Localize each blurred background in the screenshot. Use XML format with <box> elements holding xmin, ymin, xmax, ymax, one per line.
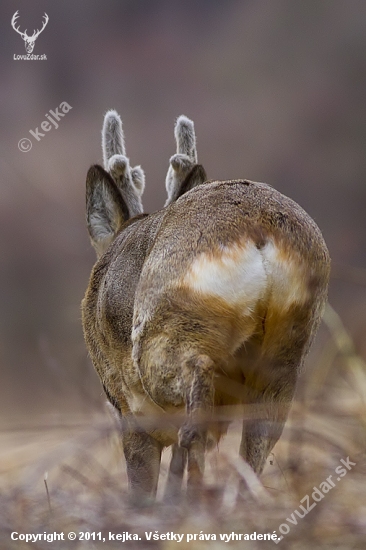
<box><xmin>1</xmin><ymin>0</ymin><xmax>366</xmax><ymax>422</ymax></box>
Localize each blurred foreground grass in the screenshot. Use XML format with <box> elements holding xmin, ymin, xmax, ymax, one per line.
<box><xmin>1</xmin><ymin>304</ymin><xmax>366</xmax><ymax>549</ymax></box>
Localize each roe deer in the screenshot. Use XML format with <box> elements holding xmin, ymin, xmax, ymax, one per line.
<box><xmin>82</xmin><ymin>110</ymin><xmax>330</xmax><ymax>503</ymax></box>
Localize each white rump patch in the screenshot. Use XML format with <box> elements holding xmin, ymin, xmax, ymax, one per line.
<box><xmin>182</xmin><ymin>239</ymin><xmax>309</xmax><ymax>314</ymax></box>
<box><xmin>183</xmin><ymin>241</ymin><xmax>267</xmax><ymax>312</ymax></box>
<box><xmin>261</xmin><ymin>241</ymin><xmax>309</xmax><ymax>309</ymax></box>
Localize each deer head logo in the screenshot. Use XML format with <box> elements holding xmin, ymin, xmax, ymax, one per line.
<box><xmin>11</xmin><ymin>11</ymin><xmax>49</xmax><ymax>54</ymax></box>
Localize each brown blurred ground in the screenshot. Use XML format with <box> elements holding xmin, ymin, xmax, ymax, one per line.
<box><xmin>1</xmin><ymin>0</ymin><xmax>366</xmax><ymax>419</ymax></box>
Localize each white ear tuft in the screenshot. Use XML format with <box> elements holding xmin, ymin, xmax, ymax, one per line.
<box><xmin>102</xmin><ymin>110</ymin><xmax>126</xmax><ymax>169</ymax></box>
<box><xmin>174</xmin><ymin>115</ymin><xmax>197</xmax><ymax>162</ymax></box>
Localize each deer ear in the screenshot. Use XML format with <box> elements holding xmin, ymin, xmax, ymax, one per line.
<box><xmin>173</xmin><ymin>164</ymin><xmax>207</xmax><ymax>202</ymax></box>
<box><xmin>86</xmin><ymin>165</ymin><xmax>129</xmax><ymax>258</ymax></box>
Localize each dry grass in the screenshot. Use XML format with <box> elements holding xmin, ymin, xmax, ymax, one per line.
<box><xmin>1</xmin><ymin>304</ymin><xmax>366</xmax><ymax>549</ymax></box>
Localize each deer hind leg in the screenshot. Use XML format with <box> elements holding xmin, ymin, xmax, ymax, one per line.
<box><xmin>239</xmin><ymin>300</ymin><xmax>319</xmax><ymax>475</ymax></box>
<box><xmin>178</xmin><ymin>354</ymin><xmax>215</xmax><ymax>499</ymax></box>
<box><xmin>239</xmin><ymin>361</ymin><xmax>298</xmax><ymax>475</ymax></box>
<box><xmin>122</xmin><ymin>418</ymin><xmax>162</xmax><ymax>505</ymax></box>
<box><xmin>164</xmin><ymin>443</ymin><xmax>187</xmax><ymax>502</ymax></box>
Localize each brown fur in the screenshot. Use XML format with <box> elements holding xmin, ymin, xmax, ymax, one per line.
<box><xmin>82</xmin><ymin>114</ymin><xmax>330</xmax><ymax>504</ymax></box>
